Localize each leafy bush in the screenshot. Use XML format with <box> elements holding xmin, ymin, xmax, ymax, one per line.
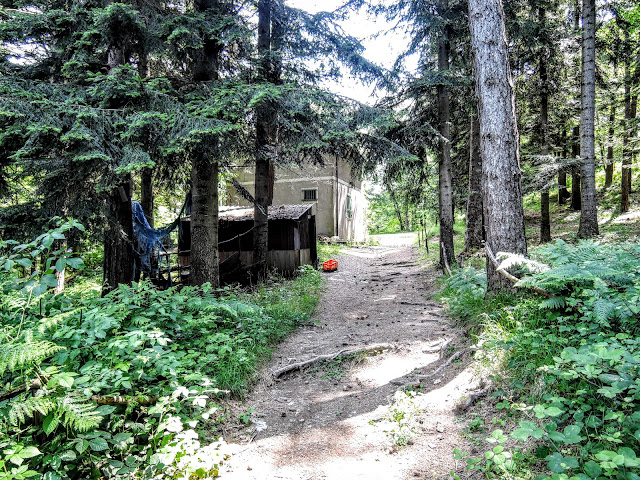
<box><xmin>0</xmin><ymin>222</ymin><xmax>323</xmax><ymax>479</ymax></box>
<box><xmin>446</xmin><ymin>240</ymin><xmax>640</xmax><ymax>480</ymax></box>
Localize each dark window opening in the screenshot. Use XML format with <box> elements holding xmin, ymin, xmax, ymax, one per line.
<box><xmin>302</xmin><ymin>188</ymin><xmax>317</xmax><ymax>201</ymax></box>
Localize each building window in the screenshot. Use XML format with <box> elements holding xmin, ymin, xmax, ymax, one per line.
<box><xmin>346</xmin><ymin>194</ymin><xmax>352</xmax><ymax>219</ymax></box>
<box><xmin>302</xmin><ymin>188</ymin><xmax>317</xmax><ymax>201</ymax></box>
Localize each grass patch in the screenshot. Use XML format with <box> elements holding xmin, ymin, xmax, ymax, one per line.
<box><xmin>317</xmin><ymin>241</ymin><xmax>345</xmax><ymax>263</ymax></box>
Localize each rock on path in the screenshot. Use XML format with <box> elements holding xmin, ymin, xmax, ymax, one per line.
<box><xmin>220</xmin><ymin>245</ymin><xmax>478</xmax><ymax>480</ymax></box>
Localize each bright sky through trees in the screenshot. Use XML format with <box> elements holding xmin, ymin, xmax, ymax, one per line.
<box><xmin>289</xmin><ymin>0</ymin><xmax>418</xmax><ymax>104</ymax></box>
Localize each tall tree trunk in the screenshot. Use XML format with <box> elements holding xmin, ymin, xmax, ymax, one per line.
<box><xmin>253</xmin><ymin>0</ymin><xmax>281</xmax><ymax>279</ymax></box>
<box><xmin>539</xmin><ymin>9</ymin><xmax>551</xmax><ymax>244</ymax></box>
<box><xmin>102</xmin><ymin>46</ymin><xmax>133</xmax><ymax>295</ymax></box>
<box><xmin>438</xmin><ymin>0</ymin><xmax>454</xmax><ymax>268</ymax></box>
<box><xmin>558</xmin><ymin>128</ymin><xmax>569</xmax><ymax>204</ymax></box>
<box><xmin>465</xmin><ymin>113</ymin><xmax>484</xmax><ymax>250</ymax></box>
<box><xmin>578</xmin><ymin>0</ymin><xmax>598</xmax><ymax>238</ymax></box>
<box><xmin>571</xmin><ymin>126</ymin><xmax>581</xmax><ymax>210</ymax></box>
<box><xmin>605</xmin><ymin>99</ymin><xmax>615</xmax><ymax>188</ymax></box>
<box><xmin>141</xmin><ymin>168</ymin><xmax>154</xmax><ymax>227</ymax></box>
<box><xmin>387</xmin><ymin>183</ymin><xmax>406</xmax><ymax>231</ymax></box>
<box><xmin>189</xmin><ymin>0</ymin><xmax>221</xmax><ymax>287</ymax></box>
<box><xmin>622</xmin><ymin>54</ymin><xmax>633</xmax><ymax>213</ymax></box>
<box><xmin>103</xmin><ymin>180</ymin><xmax>134</xmax><ymax>295</ymax></box>
<box><xmin>138</xmin><ymin>46</ymin><xmax>154</xmax><ymax>228</ymax></box>
<box><xmin>468</xmin><ymin>0</ymin><xmax>527</xmax><ymax>291</ymax></box>
<box><xmin>190</xmin><ymin>157</ymin><xmax>219</xmax><ymax>286</ymax></box>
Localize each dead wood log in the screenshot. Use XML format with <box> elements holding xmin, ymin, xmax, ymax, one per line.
<box><xmin>91</xmin><ymin>395</ymin><xmax>158</xmax><ymax>406</ymax></box>
<box><xmin>0</xmin><ymin>378</ymin><xmax>41</xmax><ymax>401</ymax></box>
<box><xmin>271</xmin><ymin>343</ymin><xmax>395</xmax><ymax>378</ymax></box>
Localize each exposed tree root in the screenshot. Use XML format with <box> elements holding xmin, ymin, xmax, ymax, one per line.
<box><xmin>455</xmin><ymin>385</ymin><xmax>492</xmax><ymax>413</ymax></box>
<box><xmin>419</xmin><ymin>350</ymin><xmax>464</xmax><ymax>380</ymax></box>
<box><xmin>271</xmin><ymin>343</ymin><xmax>395</xmax><ymax>379</ymax></box>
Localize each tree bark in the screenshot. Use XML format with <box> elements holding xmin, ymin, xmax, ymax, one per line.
<box><xmin>605</xmin><ymin>100</ymin><xmax>615</xmax><ymax>188</ymax></box>
<box><xmin>437</xmin><ymin>0</ymin><xmax>454</xmax><ymax>268</ymax></box>
<box><xmin>253</xmin><ymin>0</ymin><xmax>273</xmax><ymax>279</ymax></box>
<box><xmin>465</xmin><ymin>113</ymin><xmax>483</xmax><ymax>250</ymax></box>
<box><xmin>102</xmin><ymin>46</ymin><xmax>133</xmax><ymax>295</ymax></box>
<box><xmin>571</xmin><ymin>126</ymin><xmax>581</xmax><ymax>210</ymax></box>
<box><xmin>622</xmin><ymin>54</ymin><xmax>633</xmax><ymax>212</ymax></box>
<box><xmin>189</xmin><ymin>0</ymin><xmax>221</xmax><ymax>287</ymax></box>
<box><xmin>103</xmin><ymin>180</ymin><xmax>134</xmax><ymax>295</ymax></box>
<box><xmin>539</xmin><ymin>10</ymin><xmax>551</xmax><ymax>244</ymax></box>
<box><xmin>468</xmin><ymin>0</ymin><xmax>527</xmax><ymax>291</ymax></box>
<box><xmin>190</xmin><ymin>156</ymin><xmax>219</xmax><ymax>286</ymax></box>
<box><xmin>140</xmin><ymin>167</ymin><xmax>154</xmax><ymax>227</ymax></box>
<box><xmin>558</xmin><ymin>128</ymin><xmax>570</xmax><ymax>204</ymax></box>
<box><xmin>578</xmin><ymin>0</ymin><xmax>598</xmax><ymax>238</ymax></box>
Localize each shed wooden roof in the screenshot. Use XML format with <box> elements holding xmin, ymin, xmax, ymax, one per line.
<box><xmin>218</xmin><ymin>204</ymin><xmax>312</xmax><ymax>222</ymax></box>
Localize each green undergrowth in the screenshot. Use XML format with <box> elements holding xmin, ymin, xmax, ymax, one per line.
<box><xmin>317</xmin><ymin>242</ymin><xmax>345</xmax><ymax>263</ymax></box>
<box><xmin>0</xmin><ymin>221</ymin><xmax>323</xmax><ymax>479</ymax></box>
<box><xmin>443</xmin><ymin>239</ymin><xmax>640</xmax><ymax>480</ymax></box>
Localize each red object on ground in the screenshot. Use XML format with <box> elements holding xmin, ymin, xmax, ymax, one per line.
<box><xmin>323</xmin><ymin>260</ymin><xmax>338</xmax><ymax>272</ymax></box>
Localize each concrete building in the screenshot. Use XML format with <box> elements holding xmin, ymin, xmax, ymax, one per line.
<box><xmin>227</xmin><ymin>157</ymin><xmax>368</xmax><ymax>242</ymax></box>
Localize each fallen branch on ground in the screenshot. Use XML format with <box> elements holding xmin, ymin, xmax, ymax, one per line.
<box><xmin>271</xmin><ymin>343</ymin><xmax>394</xmax><ymax>378</ymax></box>
<box><xmin>91</xmin><ymin>395</ymin><xmax>159</xmax><ymax>406</ymax></box>
<box><xmin>485</xmin><ymin>244</ymin><xmax>552</xmax><ymax>298</ymax></box>
<box><xmin>0</xmin><ymin>378</ymin><xmax>41</xmax><ymax>401</ymax></box>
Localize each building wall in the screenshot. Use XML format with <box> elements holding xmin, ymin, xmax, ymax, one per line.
<box><xmin>227</xmin><ymin>157</ymin><xmax>368</xmax><ymax>242</ymax></box>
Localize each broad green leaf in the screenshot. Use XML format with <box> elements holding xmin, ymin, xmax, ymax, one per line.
<box><xmin>512</xmin><ymin>421</ymin><xmax>546</xmax><ymax>441</ymax></box>
<box><xmin>43</xmin><ymin>414</ymin><xmax>59</xmax><ymax>435</ymax></box>
<box><xmin>562</xmin><ymin>425</ymin><xmax>583</xmax><ymax>444</ymax></box>
<box><xmin>583</xmin><ymin>460</ymin><xmax>601</xmax><ymax>478</ymax></box>
<box><xmin>59</xmin><ymin>450</ymin><xmax>76</xmax><ymax>461</ymax></box>
<box><xmin>546</xmin><ymin>453</ymin><xmax>578</xmax><ymax>473</ymax></box>
<box><xmin>18</xmin><ymin>447</ymin><xmax>41</xmax><ymax>459</ymax></box>
<box><xmin>65</xmin><ymin>257</ymin><xmax>84</xmax><ymax>269</ymax></box>
<box><xmin>55</xmin><ymin>257</ymin><xmax>66</xmax><ymax>272</ymax></box>
<box><xmin>89</xmin><ymin>438</ymin><xmax>108</xmax><ymax>452</ymax></box>
<box><xmin>40</xmin><ymin>274</ymin><xmax>58</xmax><ymax>287</ymax></box>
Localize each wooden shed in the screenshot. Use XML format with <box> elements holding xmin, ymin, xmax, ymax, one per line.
<box><xmin>178</xmin><ymin>204</ymin><xmax>317</xmax><ymax>282</ymax></box>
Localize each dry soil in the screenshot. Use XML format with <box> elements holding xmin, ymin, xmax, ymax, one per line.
<box><xmin>220</xmin><ymin>241</ymin><xmax>481</xmax><ymax>480</ymax></box>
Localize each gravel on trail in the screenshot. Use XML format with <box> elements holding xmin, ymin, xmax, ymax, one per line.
<box><xmin>220</xmin><ymin>244</ymin><xmax>479</xmax><ymax>480</ymax></box>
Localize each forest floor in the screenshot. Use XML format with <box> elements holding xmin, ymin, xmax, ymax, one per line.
<box><xmin>218</xmin><ymin>237</ymin><xmax>482</xmax><ymax>480</ymax></box>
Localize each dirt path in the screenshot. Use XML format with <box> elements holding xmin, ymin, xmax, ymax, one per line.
<box><xmin>221</xmin><ymin>244</ymin><xmax>479</xmax><ymax>479</ymax></box>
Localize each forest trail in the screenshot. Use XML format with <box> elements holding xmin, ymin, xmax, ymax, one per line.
<box><xmin>221</xmin><ymin>243</ymin><xmax>478</xmax><ymax>479</ymax></box>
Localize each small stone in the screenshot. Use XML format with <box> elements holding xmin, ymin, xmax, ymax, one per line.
<box><xmin>299</xmin><ymin>418</ymin><xmax>305</xmax><ymax>423</ymax></box>
<box><xmin>247</xmin><ymin>466</ymin><xmax>253</xmax><ymax>471</ymax></box>
<box><xmin>436</xmin><ymin>424</ymin><xmax>444</xmax><ymax>433</ymax></box>
<box><xmin>407</xmin><ymin>440</ymin><xmax>415</xmax><ymax>445</ymax></box>
<box><xmin>433</xmin><ymin>378</ymin><xmax>442</xmax><ymax>385</ymax></box>
<box><xmin>281</xmin><ymin>412</ymin><xmax>286</xmax><ymax>417</ymax></box>
<box><xmin>428</xmin><ymin>443</ymin><xmax>436</xmax><ymax>449</ymax></box>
